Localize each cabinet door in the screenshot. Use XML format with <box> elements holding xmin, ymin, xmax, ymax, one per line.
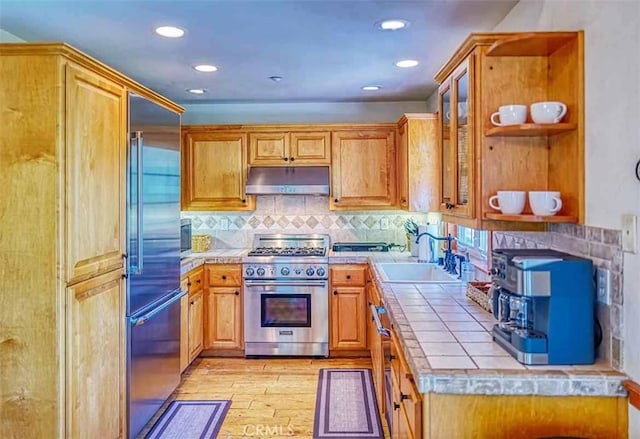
<box><xmin>451</xmin><ymin>58</ymin><xmax>474</xmax><ymax>218</ymax></box>
<box><xmin>290</xmin><ymin>131</ymin><xmax>331</xmax><ymax>164</ymax></box>
<box><xmin>182</xmin><ymin>131</ymin><xmax>254</xmax><ymax>211</ymax></box>
<box><xmin>330</xmin><ymin>286</ymin><xmax>367</xmax><ymax>350</ymax></box>
<box><xmin>180</xmin><ymin>292</ymin><xmax>189</xmax><ymax>372</ymax></box>
<box><xmin>397</xmin><ymin>121</ymin><xmax>409</xmax><ymax>209</ymax></box>
<box><xmin>248</xmin><ymin>131</ymin><xmax>290</xmax><ymax>165</ymax></box>
<box><xmin>331</xmin><ymin>129</ymin><xmax>396</xmax><ymax>210</ymax></box>
<box><xmin>188</xmin><ymin>289</ymin><xmax>204</xmax><ymax>361</ymax></box>
<box><xmin>66</xmin><ymin>269</ymin><xmax>125</xmax><ymax>439</ymax></box>
<box><xmin>205</xmin><ymin>287</ymin><xmax>243</xmax><ymax>350</ymax></box>
<box><xmin>65</xmin><ymin>64</ymin><xmax>126</xmax><ymax>284</ymax></box>
<box><xmin>438</xmin><ymin>81</ymin><xmax>455</xmax><ymax>212</ymax></box>
<box><xmin>367</xmin><ymin>278</ymin><xmax>385</xmax><ymax>414</ymax></box>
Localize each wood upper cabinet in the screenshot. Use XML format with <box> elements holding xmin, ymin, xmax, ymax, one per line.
<box><xmin>435</xmin><ymin>32</ymin><xmax>585</xmax><ymax>229</ymax></box>
<box><xmin>205</xmin><ymin>264</ymin><xmax>243</xmax><ymax>351</ymax></box>
<box><xmin>249</xmin><ymin>130</ymin><xmax>331</xmax><ymax>166</ymax></box>
<box><xmin>182</xmin><ymin>129</ymin><xmax>255</xmax><ymax>211</ymax></box>
<box><xmin>66</xmin><ymin>269</ymin><xmax>125</xmax><ymax>439</ymax></box>
<box><xmin>65</xmin><ymin>63</ymin><xmax>126</xmax><ymax>284</ymax></box>
<box><xmin>330</xmin><ymin>127</ymin><xmax>397</xmax><ymax>210</ymax></box>
<box><xmin>397</xmin><ymin>114</ymin><xmax>439</xmax><ymax>212</ymax></box>
<box><xmin>330</xmin><ymin>265</ymin><xmax>367</xmax><ymax>351</ymax></box>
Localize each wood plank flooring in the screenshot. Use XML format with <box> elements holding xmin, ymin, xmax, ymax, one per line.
<box><xmin>139</xmin><ymin>357</ymin><xmax>390</xmax><ymax>439</ymax></box>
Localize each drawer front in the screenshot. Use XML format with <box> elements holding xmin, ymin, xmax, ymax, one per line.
<box><xmin>207</xmin><ymin>264</ymin><xmax>242</xmax><ymax>286</ymax></box>
<box><xmin>188</xmin><ymin>268</ymin><xmax>204</xmax><ymax>292</ymax></box>
<box><xmin>331</xmin><ymin>265</ymin><xmax>366</xmax><ymax>286</ymax></box>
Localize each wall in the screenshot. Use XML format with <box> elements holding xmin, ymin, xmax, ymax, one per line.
<box><xmin>0</xmin><ymin>28</ymin><xmax>24</xmax><ymax>42</ymax></box>
<box><xmin>182</xmin><ymin>195</ymin><xmax>437</xmax><ymax>249</ymax></box>
<box><xmin>182</xmin><ymin>101</ymin><xmax>429</xmax><ymax>125</ymax></box>
<box><xmin>486</xmin><ymin>0</ymin><xmax>640</xmax><ymax>435</ymax></box>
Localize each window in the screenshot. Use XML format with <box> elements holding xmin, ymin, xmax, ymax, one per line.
<box><xmin>456</xmin><ymin>226</ymin><xmax>489</xmax><ymax>259</ymax></box>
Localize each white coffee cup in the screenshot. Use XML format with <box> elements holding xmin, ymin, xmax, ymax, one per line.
<box><xmin>488</xmin><ymin>191</ymin><xmax>526</xmax><ymax>215</ymax></box>
<box><xmin>490</xmin><ymin>105</ymin><xmax>527</xmax><ymax>126</ymax></box>
<box><xmin>530</xmin><ymin>101</ymin><xmax>567</xmax><ymax>124</ymax></box>
<box><xmin>529</xmin><ymin>191</ymin><xmax>563</xmax><ymax>216</ymax></box>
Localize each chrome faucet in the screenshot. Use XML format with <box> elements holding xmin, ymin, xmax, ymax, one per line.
<box><xmin>414</xmin><ymin>232</ymin><xmax>456</xmax><ymax>270</ymax></box>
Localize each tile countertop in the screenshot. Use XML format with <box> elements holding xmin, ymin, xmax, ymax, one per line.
<box><xmin>184</xmin><ymin>248</ymin><xmax>626</xmax><ymax>397</ymax></box>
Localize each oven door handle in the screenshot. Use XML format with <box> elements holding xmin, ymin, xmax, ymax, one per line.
<box><xmin>244</xmin><ymin>280</ymin><xmax>328</xmax><ymax>288</ymax></box>
<box><xmin>370</xmin><ymin>304</ymin><xmax>391</xmax><ymax>337</ymax></box>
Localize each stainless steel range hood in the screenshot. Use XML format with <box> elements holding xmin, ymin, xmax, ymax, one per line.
<box><xmin>245</xmin><ymin>166</ymin><xmax>330</xmax><ymax>195</ymax></box>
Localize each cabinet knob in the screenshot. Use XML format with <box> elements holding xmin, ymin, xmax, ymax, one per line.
<box><xmin>284</xmin><ymin>157</ymin><xmax>289</xmax><ymax>162</ymax></box>
<box><xmin>222</xmin><ymin>275</ymin><xmax>227</xmax><ymax>280</ymax></box>
<box><xmin>401</xmin><ymin>198</ymin><xmax>407</xmax><ymax>203</ymax></box>
<box><xmin>187</xmin><ymin>281</ymin><xmax>192</xmax><ymax>287</ymax></box>
<box><xmin>400</xmin><ymin>392</ymin><xmax>410</xmax><ymax>401</ymax></box>
<box><xmin>196</xmin><ymin>279</ymin><xmax>201</xmax><ymax>283</ymax></box>
<box><xmin>333</xmin><ymin>290</ymin><xmax>338</xmax><ymax>295</ymax></box>
<box><xmin>334</xmin><ymin>198</ymin><xmax>339</xmax><ymax>203</ymax></box>
<box><xmin>389</xmin><ymin>354</ymin><xmax>396</xmax><ymax>360</ymax></box>
<box><xmin>393</xmin><ymin>402</ymin><xmax>400</xmax><ymax>411</ymax></box>
<box><xmin>190</xmin><ymin>300</ymin><xmax>195</xmax><ymax>305</ymax></box>
<box><xmin>290</xmin><ymin>157</ymin><xmax>295</xmax><ymax>162</ymax></box>
<box><xmin>242</xmin><ymin>199</ymin><xmax>247</xmax><ymax>203</ymax></box>
<box><xmin>235</xmin><ymin>291</ymin><xmax>240</xmax><ymax>296</ymax></box>
<box><xmin>346</xmin><ymin>275</ymin><xmax>351</xmax><ymax>280</ymax></box>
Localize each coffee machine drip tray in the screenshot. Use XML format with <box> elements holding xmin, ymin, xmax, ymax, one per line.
<box><xmin>492</xmin><ymin>325</ymin><xmax>549</xmax><ymax>365</ymax></box>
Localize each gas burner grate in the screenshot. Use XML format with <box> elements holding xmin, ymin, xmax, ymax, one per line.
<box><xmin>247</xmin><ymin>246</ymin><xmax>326</xmax><ymax>257</ymax></box>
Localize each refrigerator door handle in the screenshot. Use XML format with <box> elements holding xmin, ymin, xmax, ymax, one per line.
<box><xmin>130</xmin><ymin>290</ymin><xmax>186</xmax><ymax>327</ymax></box>
<box><xmin>130</xmin><ymin>131</ymin><xmax>144</xmax><ymax>275</ymax></box>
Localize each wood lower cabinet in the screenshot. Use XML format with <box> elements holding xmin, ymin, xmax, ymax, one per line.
<box><xmin>330</xmin><ymin>265</ymin><xmax>367</xmax><ymax>352</ymax></box>
<box><xmin>180</xmin><ymin>266</ymin><xmax>205</xmax><ymax>371</ymax></box>
<box><xmin>0</xmin><ymin>43</ymin><xmax>182</xmax><ymax>438</ymax></box>
<box><xmin>66</xmin><ymin>269</ymin><xmax>126</xmax><ymax>439</ymax></box>
<box><xmin>188</xmin><ymin>289</ymin><xmax>205</xmax><ymax>359</ymax></box>
<box><xmin>390</xmin><ymin>331</ymin><xmax>422</xmax><ymax>439</ymax></box>
<box><xmin>330</xmin><ymin>127</ymin><xmax>397</xmax><ymax>210</ymax></box>
<box><xmin>204</xmin><ymin>264</ymin><xmax>244</xmax><ymax>352</ymax></box>
<box><xmin>367</xmin><ymin>270</ymin><xmax>386</xmax><ymax>414</ymax></box>
<box><xmin>181</xmin><ymin>129</ymin><xmax>254</xmax><ymax>211</ymax></box>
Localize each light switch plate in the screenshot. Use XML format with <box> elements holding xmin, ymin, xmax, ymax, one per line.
<box><xmin>596</xmin><ymin>268</ymin><xmax>611</xmax><ymax>305</ymax></box>
<box><xmin>622</xmin><ymin>214</ymin><xmax>638</xmax><ymax>253</ymax></box>
<box><xmin>380</xmin><ymin>218</ymin><xmax>389</xmax><ymax>230</ymax></box>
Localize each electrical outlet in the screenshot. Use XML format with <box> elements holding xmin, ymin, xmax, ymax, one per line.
<box><xmin>622</xmin><ymin>214</ymin><xmax>638</xmax><ymax>253</ymax></box>
<box><xmin>380</xmin><ymin>218</ymin><xmax>389</xmax><ymax>230</ymax></box>
<box><xmin>596</xmin><ymin>268</ymin><xmax>611</xmax><ymax>305</ymax></box>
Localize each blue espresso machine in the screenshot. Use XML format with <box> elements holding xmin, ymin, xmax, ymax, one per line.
<box><xmin>491</xmin><ymin>249</ymin><xmax>595</xmax><ymax>365</ymax></box>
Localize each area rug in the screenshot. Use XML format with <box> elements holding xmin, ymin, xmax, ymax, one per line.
<box><xmin>313</xmin><ymin>368</ymin><xmax>384</xmax><ymax>438</ymax></box>
<box><xmin>145</xmin><ymin>400</ymin><xmax>231</xmax><ymax>439</ymax></box>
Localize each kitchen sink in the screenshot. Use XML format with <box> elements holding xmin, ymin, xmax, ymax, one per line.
<box><xmin>377</xmin><ymin>263</ymin><xmax>460</xmax><ymax>283</ymax></box>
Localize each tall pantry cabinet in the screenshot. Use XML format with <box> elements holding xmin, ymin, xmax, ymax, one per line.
<box><xmin>0</xmin><ymin>43</ymin><xmax>183</xmax><ymax>438</ymax></box>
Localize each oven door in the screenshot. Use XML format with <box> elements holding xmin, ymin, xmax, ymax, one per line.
<box><xmin>244</xmin><ymin>279</ymin><xmax>328</xmax><ymax>356</ymax></box>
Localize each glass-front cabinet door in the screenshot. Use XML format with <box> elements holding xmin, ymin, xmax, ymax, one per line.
<box><xmin>438</xmin><ymin>82</ymin><xmax>454</xmax><ymax>210</ymax></box>
<box><xmin>438</xmin><ymin>56</ymin><xmax>474</xmax><ymax>218</ymax></box>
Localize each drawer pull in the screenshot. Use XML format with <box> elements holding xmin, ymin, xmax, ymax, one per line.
<box><xmin>400</xmin><ymin>392</ymin><xmax>410</xmax><ymax>401</ymax></box>
<box><xmin>235</xmin><ymin>291</ymin><xmax>239</xmax><ymax>296</ymax></box>
<box><xmin>196</xmin><ymin>279</ymin><xmax>201</xmax><ymax>283</ymax></box>
<box><xmin>393</xmin><ymin>402</ymin><xmax>400</xmax><ymax>411</ymax></box>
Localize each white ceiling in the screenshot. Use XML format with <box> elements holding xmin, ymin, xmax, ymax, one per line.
<box><xmin>0</xmin><ymin>0</ymin><xmax>517</xmax><ymax>104</ymax></box>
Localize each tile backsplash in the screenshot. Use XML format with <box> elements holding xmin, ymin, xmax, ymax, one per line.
<box><xmin>493</xmin><ymin>223</ymin><xmax>624</xmax><ymax>371</ymax></box>
<box><xmin>181</xmin><ymin>195</ymin><xmax>437</xmax><ymax>249</ymax></box>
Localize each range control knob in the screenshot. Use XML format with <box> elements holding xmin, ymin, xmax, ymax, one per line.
<box><xmin>316</xmin><ymin>267</ymin><xmax>326</xmax><ymax>277</ymax></box>
<box><xmin>256</xmin><ymin>267</ymin><xmax>266</xmax><ymax>277</ymax></box>
<box><xmin>281</xmin><ymin>267</ymin><xmax>290</xmax><ymax>276</ymax></box>
<box><xmin>295</xmin><ymin>269</ymin><xmax>302</xmax><ymax>275</ymax></box>
<box><xmin>306</xmin><ymin>267</ymin><xmax>315</xmax><ymax>277</ymax></box>
<box><xmin>245</xmin><ymin>267</ymin><xmax>255</xmax><ymax>276</ymax></box>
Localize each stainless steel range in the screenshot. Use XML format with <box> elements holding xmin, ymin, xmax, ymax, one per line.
<box><xmin>243</xmin><ymin>234</ymin><xmax>330</xmax><ymax>357</ymax></box>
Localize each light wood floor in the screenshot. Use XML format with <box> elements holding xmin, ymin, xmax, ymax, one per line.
<box><xmin>139</xmin><ymin>357</ymin><xmax>391</xmax><ymax>439</ymax></box>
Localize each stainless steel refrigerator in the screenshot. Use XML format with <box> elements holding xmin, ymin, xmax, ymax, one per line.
<box><xmin>126</xmin><ymin>93</ymin><xmax>183</xmax><ymax>439</ymax></box>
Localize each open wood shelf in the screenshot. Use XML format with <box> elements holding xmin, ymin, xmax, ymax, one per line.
<box><xmin>486</xmin><ymin>32</ymin><xmax>577</xmax><ymax>57</ymax></box>
<box><xmin>485</xmin><ymin>123</ymin><xmax>577</xmax><ymax>137</ymax></box>
<box><xmin>485</xmin><ymin>213</ymin><xmax>578</xmax><ymax>223</ymax></box>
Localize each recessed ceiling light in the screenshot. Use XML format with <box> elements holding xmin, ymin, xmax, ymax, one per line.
<box><xmin>269</xmin><ymin>76</ymin><xmax>283</xmax><ymax>82</ymax></box>
<box><xmin>395</xmin><ymin>59</ymin><xmax>419</xmax><ymax>68</ymax></box>
<box><xmin>155</xmin><ymin>26</ymin><xmax>185</xmax><ymax>38</ymax></box>
<box><xmin>378</xmin><ymin>19</ymin><xmax>409</xmax><ymax>31</ymax></box>
<box><xmin>362</xmin><ymin>85</ymin><xmax>382</xmax><ymax>91</ymax></box>
<box><xmin>194</xmin><ymin>64</ymin><xmax>218</xmax><ymax>72</ymax></box>
<box><xmin>187</xmin><ymin>88</ymin><xmax>206</xmax><ymax>94</ymax></box>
